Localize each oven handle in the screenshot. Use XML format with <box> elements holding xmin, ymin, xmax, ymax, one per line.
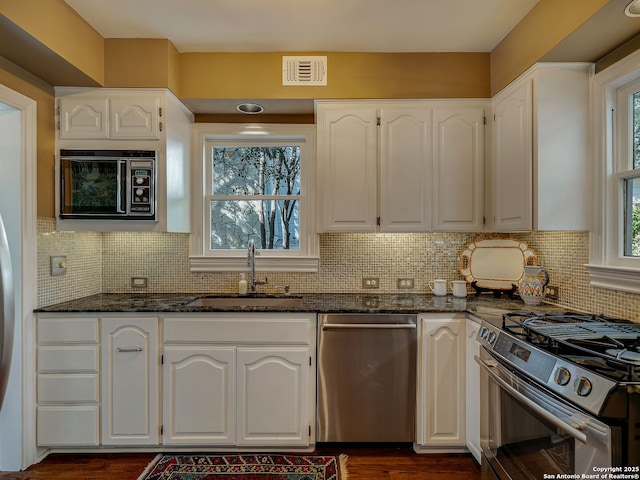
<box><xmin>475</xmin><ymin>355</ymin><xmax>588</xmax><ymax>444</ymax></box>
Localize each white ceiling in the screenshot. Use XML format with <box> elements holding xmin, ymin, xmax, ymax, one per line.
<box><xmin>63</xmin><ymin>0</ymin><xmax>540</xmax><ymax>53</ymax></box>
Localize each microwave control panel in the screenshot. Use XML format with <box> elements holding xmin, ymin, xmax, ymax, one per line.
<box><xmin>129</xmin><ymin>160</ymin><xmax>155</xmax><ymax>215</ymax></box>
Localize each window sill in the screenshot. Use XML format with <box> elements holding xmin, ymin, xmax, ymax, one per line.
<box><xmin>585</xmin><ymin>264</ymin><xmax>640</xmax><ymax>294</ymax></box>
<box><xmin>190</xmin><ymin>255</ymin><xmax>319</xmax><ymax>273</ymax></box>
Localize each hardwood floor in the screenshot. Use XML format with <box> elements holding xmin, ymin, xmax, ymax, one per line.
<box><xmin>0</xmin><ymin>445</ymin><xmax>480</xmax><ymax>480</ymax></box>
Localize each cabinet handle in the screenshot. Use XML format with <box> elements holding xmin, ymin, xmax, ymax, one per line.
<box><xmin>116</xmin><ymin>347</ymin><xmax>143</xmax><ymax>353</ymax></box>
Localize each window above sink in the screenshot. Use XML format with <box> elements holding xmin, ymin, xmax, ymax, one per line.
<box><xmin>189</xmin><ymin>123</ymin><xmax>319</xmax><ymax>273</ymax></box>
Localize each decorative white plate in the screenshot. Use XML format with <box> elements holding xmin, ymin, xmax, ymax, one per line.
<box><xmin>459</xmin><ymin>239</ymin><xmax>537</xmax><ymax>291</ymax></box>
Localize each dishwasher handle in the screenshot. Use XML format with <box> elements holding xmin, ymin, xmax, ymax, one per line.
<box><xmin>321</xmin><ymin>323</ymin><xmax>416</xmax><ymax>330</ymax></box>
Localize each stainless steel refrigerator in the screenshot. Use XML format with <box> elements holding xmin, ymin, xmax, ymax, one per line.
<box><xmin>0</xmin><ymin>213</ymin><xmax>14</xmax><ymax>413</ymax></box>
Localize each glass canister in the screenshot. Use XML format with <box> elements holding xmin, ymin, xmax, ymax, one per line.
<box><xmin>518</xmin><ymin>266</ymin><xmax>550</xmax><ymax>305</ymax></box>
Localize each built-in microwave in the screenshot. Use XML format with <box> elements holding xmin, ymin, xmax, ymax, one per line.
<box><xmin>59</xmin><ymin>149</ymin><xmax>156</xmax><ymax>220</ymax></box>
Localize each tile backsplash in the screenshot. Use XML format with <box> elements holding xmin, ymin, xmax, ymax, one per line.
<box><xmin>37</xmin><ymin>218</ymin><xmax>640</xmax><ymax>322</ymax></box>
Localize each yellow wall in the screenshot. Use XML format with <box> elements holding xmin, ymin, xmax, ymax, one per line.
<box><xmin>0</xmin><ymin>0</ymin><xmax>104</xmax><ymax>85</ymax></box>
<box><xmin>0</xmin><ymin>58</ymin><xmax>55</xmax><ymax>217</ymax></box>
<box><xmin>180</xmin><ymin>52</ymin><xmax>491</xmax><ymax>100</ymax></box>
<box><xmin>490</xmin><ymin>0</ymin><xmax>610</xmax><ymax>94</ymax></box>
<box><xmin>1</xmin><ymin>0</ymin><xmax>637</xmax><ymax>219</ymax></box>
<box><xmin>105</xmin><ymin>39</ymin><xmax>180</xmax><ymax>93</ymax></box>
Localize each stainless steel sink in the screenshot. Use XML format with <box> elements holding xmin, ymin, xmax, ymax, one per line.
<box><xmin>185</xmin><ymin>296</ymin><xmax>303</xmax><ymax>308</ymax></box>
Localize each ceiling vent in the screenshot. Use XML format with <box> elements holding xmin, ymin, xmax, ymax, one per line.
<box><xmin>282</xmin><ymin>56</ymin><xmax>327</xmax><ymax>86</ymax></box>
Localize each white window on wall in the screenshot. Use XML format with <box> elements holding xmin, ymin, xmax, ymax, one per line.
<box><xmin>617</xmin><ymin>83</ymin><xmax>640</xmax><ymax>258</ymax></box>
<box><xmin>588</xmin><ymin>52</ymin><xmax>640</xmax><ymax>293</ymax></box>
<box><xmin>190</xmin><ymin>124</ymin><xmax>318</xmax><ymax>273</ymax></box>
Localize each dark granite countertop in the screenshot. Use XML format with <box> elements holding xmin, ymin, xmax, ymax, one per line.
<box><xmin>36</xmin><ymin>292</ymin><xmax>571</xmax><ymax>319</ymax></box>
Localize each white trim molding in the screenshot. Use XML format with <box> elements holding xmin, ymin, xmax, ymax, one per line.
<box><xmin>189</xmin><ymin>123</ymin><xmax>319</xmax><ymax>273</ymax></box>
<box><xmin>189</xmin><ymin>256</ymin><xmax>319</xmax><ymax>273</ymax></box>
<box><xmin>585</xmin><ymin>263</ymin><xmax>640</xmax><ymax>294</ymax></box>
<box><xmin>589</xmin><ymin>49</ymin><xmax>640</xmax><ymax>291</ymax></box>
<box><xmin>0</xmin><ymin>82</ymin><xmax>38</xmax><ymax>470</ymax></box>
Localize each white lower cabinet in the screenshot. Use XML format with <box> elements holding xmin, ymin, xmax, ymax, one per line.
<box><xmin>162</xmin><ymin>346</ymin><xmax>236</xmax><ymax>444</ymax></box>
<box><xmin>37</xmin><ymin>316</ymin><xmax>101</xmax><ymax>447</ymax></box>
<box><xmin>101</xmin><ymin>317</ymin><xmax>159</xmax><ymax>445</ymax></box>
<box><xmin>416</xmin><ymin>313</ymin><xmax>466</xmax><ymax>450</ymax></box>
<box><xmin>237</xmin><ymin>347</ymin><xmax>310</xmax><ymax>446</ymax></box>
<box><xmin>162</xmin><ymin>314</ymin><xmax>316</xmax><ymax>448</ymax></box>
<box><xmin>37</xmin><ymin>312</ymin><xmax>315</xmax><ymax>450</ymax></box>
<box><xmin>465</xmin><ymin>318</ymin><xmax>481</xmax><ymax>463</ymax></box>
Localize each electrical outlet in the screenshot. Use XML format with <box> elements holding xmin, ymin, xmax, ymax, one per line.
<box><xmin>546</xmin><ymin>284</ymin><xmax>559</xmax><ymax>300</ymax></box>
<box><xmin>131</xmin><ymin>277</ymin><xmax>148</xmax><ymax>288</ymax></box>
<box><xmin>397</xmin><ymin>278</ymin><xmax>414</xmax><ymax>289</ymax></box>
<box><xmin>362</xmin><ymin>277</ymin><xmax>379</xmax><ymax>289</ymax></box>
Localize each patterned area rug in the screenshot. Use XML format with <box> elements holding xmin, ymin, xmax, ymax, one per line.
<box><xmin>137</xmin><ymin>453</ymin><xmax>348</xmax><ymax>480</ymax></box>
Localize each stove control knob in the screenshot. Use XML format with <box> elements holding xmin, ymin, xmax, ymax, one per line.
<box><xmin>479</xmin><ymin>327</ymin><xmax>488</xmax><ymax>340</ymax></box>
<box><xmin>574</xmin><ymin>377</ymin><xmax>592</xmax><ymax>397</ymax></box>
<box><xmin>487</xmin><ymin>331</ymin><xmax>497</xmax><ymax>345</ymax></box>
<box><xmin>554</xmin><ymin>367</ymin><xmax>571</xmax><ymax>386</ymax></box>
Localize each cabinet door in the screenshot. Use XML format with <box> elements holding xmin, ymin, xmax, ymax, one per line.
<box><xmin>163</xmin><ymin>346</ymin><xmax>236</xmax><ymax>445</ymax></box>
<box><xmin>101</xmin><ymin>317</ymin><xmax>159</xmax><ymax>445</ymax></box>
<box><xmin>465</xmin><ymin>319</ymin><xmax>481</xmax><ymax>463</ymax></box>
<box><xmin>58</xmin><ymin>97</ymin><xmax>109</xmax><ymax>139</ymax></box>
<box><xmin>418</xmin><ymin>315</ymin><xmax>465</xmax><ymax>447</ymax></box>
<box><xmin>237</xmin><ymin>347</ymin><xmax>311</xmax><ymax>446</ymax></box>
<box><xmin>379</xmin><ymin>108</ymin><xmax>432</xmax><ymax>232</ymax></box>
<box><xmin>492</xmin><ymin>80</ymin><xmax>532</xmax><ymax>231</ymax></box>
<box><xmin>432</xmin><ymin>107</ymin><xmax>485</xmax><ymax>231</ymax></box>
<box><xmin>110</xmin><ymin>97</ymin><xmax>161</xmax><ymax>139</ymax></box>
<box><xmin>317</xmin><ymin>105</ymin><xmax>378</xmax><ymax>231</ymax></box>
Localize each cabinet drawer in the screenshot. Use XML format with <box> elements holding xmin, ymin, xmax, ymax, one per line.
<box><xmin>38</xmin><ymin>346</ymin><xmax>99</xmax><ymax>372</ymax></box>
<box><xmin>37</xmin><ymin>406</ymin><xmax>100</xmax><ymax>446</ymax></box>
<box><xmin>164</xmin><ymin>315</ymin><xmax>314</xmax><ymax>344</ymax></box>
<box><xmin>38</xmin><ymin>374</ymin><xmax>99</xmax><ymax>403</ymax></box>
<box><xmin>38</xmin><ymin>317</ymin><xmax>99</xmax><ymax>344</ymax></box>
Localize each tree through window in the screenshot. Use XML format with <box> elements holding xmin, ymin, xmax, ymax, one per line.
<box><xmin>210</xmin><ymin>144</ymin><xmax>301</xmax><ymax>251</ymax></box>
<box><xmin>626</xmin><ymin>92</ymin><xmax>640</xmax><ymax>257</ymax></box>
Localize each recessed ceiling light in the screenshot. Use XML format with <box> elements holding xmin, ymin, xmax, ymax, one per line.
<box><xmin>625</xmin><ymin>0</ymin><xmax>640</xmax><ymax>17</ymax></box>
<box><xmin>236</xmin><ymin>103</ymin><xmax>264</xmax><ymax>114</ymax></box>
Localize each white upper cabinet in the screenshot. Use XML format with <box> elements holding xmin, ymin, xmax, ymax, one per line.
<box><xmin>110</xmin><ymin>97</ymin><xmax>161</xmax><ymax>140</ymax></box>
<box><xmin>316</xmin><ymin>100</ymin><xmax>486</xmax><ymax>233</ymax></box>
<box><xmin>490</xmin><ymin>63</ymin><xmax>591</xmax><ymax>231</ymax></box>
<box><xmin>58</xmin><ymin>97</ymin><xmax>109</xmax><ymax>140</ymax></box>
<box><xmin>58</xmin><ymin>93</ymin><xmax>161</xmax><ymax>140</ymax></box>
<box><xmin>379</xmin><ymin>107</ymin><xmax>433</xmax><ymax>232</ymax></box>
<box><xmin>316</xmin><ymin>104</ymin><xmax>379</xmax><ymax>231</ymax></box>
<box><xmin>432</xmin><ymin>106</ymin><xmax>485</xmax><ymax>231</ymax></box>
<box><xmin>55</xmin><ymin>87</ymin><xmax>193</xmax><ymax>233</ymax></box>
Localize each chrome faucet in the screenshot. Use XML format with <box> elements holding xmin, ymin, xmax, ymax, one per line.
<box><xmin>247</xmin><ymin>238</ymin><xmax>267</xmax><ymax>294</ymax></box>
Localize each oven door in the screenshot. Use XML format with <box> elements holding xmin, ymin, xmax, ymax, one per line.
<box><xmin>477</xmin><ymin>347</ymin><xmax>618</xmax><ymax>480</ymax></box>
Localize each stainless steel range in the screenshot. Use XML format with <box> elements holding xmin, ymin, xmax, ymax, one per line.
<box><xmin>476</xmin><ymin>312</ymin><xmax>640</xmax><ymax>480</ymax></box>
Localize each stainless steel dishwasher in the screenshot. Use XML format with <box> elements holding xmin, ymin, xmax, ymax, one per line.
<box><xmin>317</xmin><ymin>313</ymin><xmax>417</xmax><ymax>442</ymax></box>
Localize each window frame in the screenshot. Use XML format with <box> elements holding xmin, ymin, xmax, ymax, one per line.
<box><xmin>588</xmin><ymin>51</ymin><xmax>640</xmax><ymax>293</ymax></box>
<box><xmin>189</xmin><ymin>123</ymin><xmax>318</xmax><ymax>273</ymax></box>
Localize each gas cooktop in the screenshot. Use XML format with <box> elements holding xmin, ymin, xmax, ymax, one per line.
<box><xmin>502</xmin><ymin>312</ymin><xmax>640</xmax><ymax>382</ymax></box>
<box><xmin>477</xmin><ymin>312</ymin><xmax>640</xmax><ymax>417</ymax></box>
